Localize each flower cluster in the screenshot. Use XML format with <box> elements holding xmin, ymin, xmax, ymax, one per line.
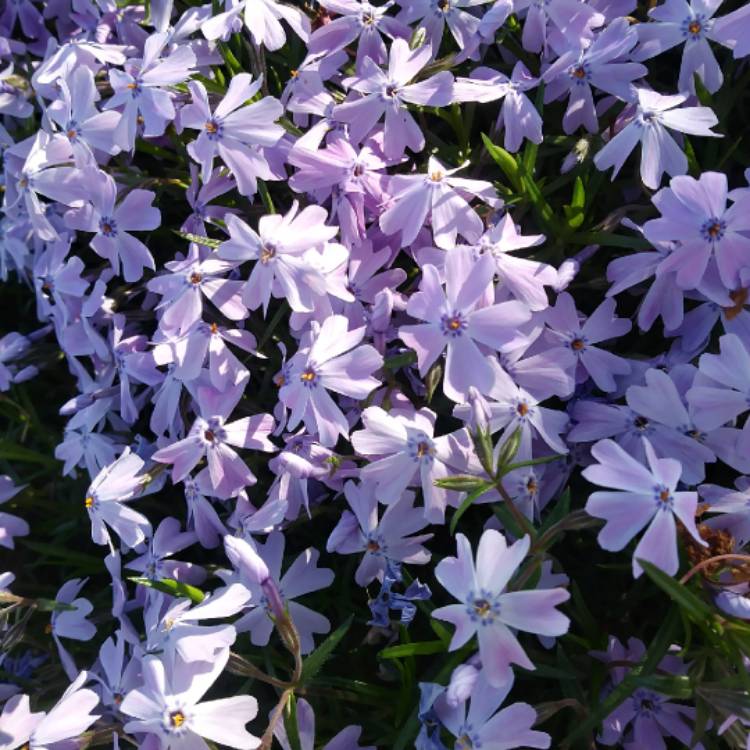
<box><xmin>2</xmin><ymin>0</ymin><xmax>750</xmax><ymax>746</ymax></box>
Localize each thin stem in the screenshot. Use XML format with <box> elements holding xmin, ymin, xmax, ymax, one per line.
<box><xmin>260</xmin><ymin>687</ymin><xmax>292</xmax><ymax>749</ymax></box>
<box><xmin>679</xmin><ymin>554</ymin><xmax>750</xmax><ymax>584</ymax></box>
<box><xmin>494</xmin><ymin>478</ymin><xmax>537</xmax><ymax>539</ymax></box>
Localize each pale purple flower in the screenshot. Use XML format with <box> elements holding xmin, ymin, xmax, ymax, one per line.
<box><xmin>274</xmin><ymin>697</ymin><xmax>375</xmax><ymax>750</ymax></box>
<box><xmin>127</xmin><ymin>516</ymin><xmax>202</xmax><ymax>584</ymax></box>
<box><xmin>65</xmin><ymin>169</ymin><xmax>160</xmax><ymax>282</ymax></box>
<box><xmin>0</xmin><ymin>475</ymin><xmax>28</xmax><ymax>550</ymax></box>
<box><xmin>543</xmin><ymin>18</ymin><xmax>647</xmax><ymax>134</ymax></box>
<box><xmin>32</xmin><ymin>239</ymin><xmax>89</xmax><ymax>325</ymax></box>
<box><xmin>308</xmin><ymin>0</ymin><xmax>410</xmax><ymax>71</ymax></box>
<box><xmin>181</xmin><ymin>73</ymin><xmax>284</xmax><ymax>198</ymax></box>
<box><xmin>396</xmin><ymin>0</ymin><xmax>492</xmax><ymax>58</ymax></box>
<box><xmin>351</xmin><ymin>406</ymin><xmax>473</xmax><ymax>523</ymax></box>
<box><xmin>121</xmin><ymin>650</ymin><xmax>260</xmax><ymax>750</ymax></box>
<box><xmin>687</xmin><ymin>333</ymin><xmax>750</xmax><ymax>431</ymax></box>
<box><xmin>434</xmin><ymin>669</ymin><xmax>550</xmax><ymax>749</ymax></box>
<box><xmin>399</xmin><ymin>249</ymin><xmax>531</xmax><ymax>402</ymax></box>
<box><xmin>152</xmin><ymin>381</ymin><xmax>276</xmax><ymax>498</ymax></box>
<box><xmin>633</xmin><ymin>0</ymin><xmax>733</xmax><ymax>93</ymax></box>
<box><xmin>432</xmin><ymin>530</ymin><xmax>570</xmax><ymax>686</ymax></box>
<box><xmin>183</xmin><ymin>474</ymin><xmax>227</xmax><ymax>548</ymax></box>
<box><xmin>327</xmin><ymin>480</ymin><xmax>432</xmax><ymax>585</ymax></box>
<box><xmin>85</xmin><ymin>447</ymin><xmax>152</xmax><ymax>549</ymax></box>
<box><xmin>0</xmin><ymin>672</ymin><xmax>99</xmax><ymax>750</ymax></box>
<box><xmin>278</xmin><ymin>314</ymin><xmax>382</xmax><ymax>446</ymax></box>
<box><xmin>643</xmin><ymin>171</ymin><xmax>750</xmax><ymax>290</ymax></box>
<box><xmin>203</xmin><ymin>0</ymin><xmax>310</xmax><ymax>52</ymax></box>
<box><xmin>453</xmin><ymin>63</ymin><xmax>542</xmax><ymax>152</ymax></box>
<box><xmin>380</xmin><ymin>156</ymin><xmax>500</xmax><ymax>249</ymax></box>
<box><xmin>514</xmin><ymin>0</ymin><xmax>604</xmax><ymax>54</ymax></box>
<box><xmin>226</xmin><ymin>531</ymin><xmax>334</xmax><ymax>654</ymax></box>
<box><xmin>182</xmin><ymin>165</ymin><xmax>237</xmax><ymax>236</ymax></box>
<box><xmin>47</xmin><ymin>66</ymin><xmax>122</xmax><ymax>167</ymax></box>
<box><xmin>148</xmin><ymin>246</ymin><xmax>247</xmax><ymax>335</ymax></box>
<box><xmin>545</xmin><ymin>292</ymin><xmax>632</xmax><ymax>392</ymax></box>
<box><xmin>104</xmin><ymin>32</ymin><xmax>196</xmax><ymax>149</ymax></box>
<box><xmin>594</xmin><ymin>88</ymin><xmax>721</xmax><ymax>189</ymax></box>
<box><xmin>218</xmin><ymin>201</ymin><xmax>338</xmax><ymax>314</ymax></box>
<box><xmin>333</xmin><ymin>39</ymin><xmax>454</xmax><ymax>159</ymax></box>
<box><xmin>474</xmin><ymin>212</ymin><xmax>554</xmax><ymax>311</ymax></box>
<box><xmin>583</xmin><ymin>437</ymin><xmax>706</xmax><ymax>577</ymax></box>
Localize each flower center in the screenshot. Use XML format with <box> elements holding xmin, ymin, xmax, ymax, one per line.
<box><xmin>300</xmin><ymin>367</ymin><xmax>318</xmax><ymax>386</ymax></box>
<box><xmin>99</xmin><ymin>216</ymin><xmax>118</xmax><ymax>237</ymax></box>
<box><xmin>260</xmin><ymin>244</ymin><xmax>276</xmax><ymax>264</ymax></box>
<box><xmin>85</xmin><ymin>495</ymin><xmax>94</xmax><ymax>509</ymax></box>
<box><xmin>701</xmin><ymin>217</ymin><xmax>726</xmax><ymax>242</ymax></box>
<box><xmin>170</xmin><ymin>711</ymin><xmax>186</xmax><ymax>729</ymax></box>
<box><xmin>204</xmin><ymin>118</ymin><xmax>222</xmax><ymax>140</ymax></box>
<box><xmin>517</xmin><ymin>402</ymin><xmax>529</xmax><ymax>417</ymax></box>
<box><xmin>633</xmin><ymin>415</ymin><xmax>649</xmax><ymax>430</ymax></box>
<box><xmin>473</xmin><ymin>598</ymin><xmax>491</xmax><ymax>617</ymax></box>
<box><xmin>204</xmin><ymin>429</ymin><xmax>215</xmax><ymax>442</ymax></box>
<box><xmin>210</xmin><ymin>322</ymin><xmax>219</xmax><ymax>334</ymax></box>
<box><xmin>688</xmin><ymin>20</ymin><xmax>701</xmax><ymax>34</ymax></box>
<box><xmin>570</xmin><ymin>337</ymin><xmax>585</xmax><ymax>351</ymax></box>
<box><xmin>366</xmin><ymin>540</ymin><xmax>380</xmax><ymax>552</ymax></box>
<box><xmin>440</xmin><ymin>311</ymin><xmax>466</xmax><ymax>337</ymax></box>
<box><xmin>430</xmin><ymin>170</ymin><xmax>444</xmax><ymax>182</ymax></box>
<box><xmin>190</xmin><ymin>272</ymin><xmax>202</xmax><ymax>285</ymax></box>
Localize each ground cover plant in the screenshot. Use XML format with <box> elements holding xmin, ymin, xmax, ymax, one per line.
<box><xmin>3</xmin><ymin>0</ymin><xmax>750</xmax><ymax>747</ymax></box>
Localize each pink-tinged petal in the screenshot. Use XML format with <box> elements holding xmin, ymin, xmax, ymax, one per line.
<box><xmin>498</xmin><ymin>588</ymin><xmax>570</xmax><ymax>636</ymax></box>
<box><xmin>480</xmin><ymin>704</ymin><xmax>551</xmax><ymax>749</ymax></box>
<box><xmin>388</xmin><ymin>38</ymin><xmax>431</xmax><ymax>84</ymax></box>
<box><xmin>333</xmin><ymin>94</ymin><xmax>385</xmax><ymax>144</ymax></box>
<box><xmin>215</xmin><ymin>73</ymin><xmax>262</xmax><ymax>119</ymax></box>
<box><xmin>362</xmin><ymin>452</ymin><xmax>417</xmax><ymax>504</ymax></box>
<box><xmin>405</xmin><ymin>264</ymin><xmax>447</xmax><ymax>324</ymax></box>
<box><xmin>309</xmin><ymin>315</ymin><xmax>365</xmax><ymax>364</ymax></box>
<box><xmin>478</xmin><ymin>621</ymin><xmax>534</xmax><ymax>677</ymax></box>
<box><xmin>208</xmin><ymin>443</ymin><xmax>255</xmax><ymax>496</ymax></box>
<box><xmin>190</xmin><ymin>696</ymin><xmax>260</xmax><ymax>750</ymax></box>
<box><xmin>431</xmin><ymin>182</ymin><xmax>482</xmax><ymax>249</ymax></box>
<box><xmin>153</xmin><ymin>436</ymin><xmax>205</xmax><ymax>482</ymax></box>
<box><xmin>309</xmin><ymin>385</ymin><xmax>350</xmax><ymax>446</ymax></box>
<box><xmin>435</xmin><ymin>532</ymin><xmax>477</xmax><ymax>600</ymax></box>
<box><xmin>352</xmin><ymin>406</ymin><xmax>408</xmax><ymax>455</ymax></box>
<box><xmin>476</xmin><ymin>532</ymin><xmax>528</xmax><ymax>596</ymax></box>
<box><xmin>402</xmin><ymin>71</ymin><xmax>454</xmax><ymax>106</ymax></box>
<box><xmin>632</xmin><ymin>510</ymin><xmax>678</xmax><ymax>577</ymax></box>
<box><xmin>319</xmin><ymin>347</ymin><xmax>382</xmax><ymax>398</ymax></box>
<box><xmin>432</xmin><ymin>603</ymin><xmax>477</xmax><ymax>650</ymax></box>
<box><xmin>115</xmin><ymin>189</ymin><xmax>160</xmax><ymax>231</ymax></box>
<box><xmin>671</xmin><ymin>491</ymin><xmax>705</xmax><ymax>545</ymax></box>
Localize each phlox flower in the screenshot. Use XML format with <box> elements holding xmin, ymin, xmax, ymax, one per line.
<box><xmin>47</xmin><ymin>66</ymin><xmax>122</xmax><ymax>167</ymax></box>
<box><xmin>181</xmin><ymin>73</ymin><xmax>284</xmax><ymax>198</ymax></box>
<box><xmin>544</xmin><ymin>292</ymin><xmax>632</xmax><ymax>392</ymax></box>
<box><xmin>274</xmin><ymin>696</ymin><xmax>375</xmax><ymax>750</ymax></box>
<box><xmin>121</xmin><ymin>650</ymin><xmax>260</xmax><ymax>750</ymax></box>
<box><xmin>0</xmin><ymin>475</ymin><xmax>28</xmax><ymax>550</ymax></box>
<box><xmin>65</xmin><ymin>169</ymin><xmax>160</xmax><ymax>282</ymax></box>
<box><xmin>633</xmin><ymin>0</ymin><xmax>737</xmax><ymax>93</ymax></box>
<box><xmin>202</xmin><ymin>0</ymin><xmax>310</xmax><ymax>52</ymax></box>
<box><xmin>152</xmin><ymin>380</ymin><xmax>276</xmax><ymax>498</ymax></box>
<box><xmin>593</xmin><ymin>636</ymin><xmax>706</xmax><ymax>748</ymax></box>
<box><xmin>49</xmin><ymin>579</ymin><xmax>97</xmax><ymax>680</ymax></box>
<box><xmin>218</xmin><ymin>201</ymin><xmax>339</xmax><ymax>314</ymax></box>
<box><xmin>368</xmin><ymin>559</ymin><xmax>431</xmax><ymax>626</ymax></box>
<box><xmin>583</xmin><ymin>438</ymin><xmax>706</xmax><ymax>577</ymax></box>
<box><xmin>380</xmin><ymin>156</ymin><xmax>500</xmax><ymax>249</ymax></box>
<box><xmin>643</xmin><ymin>171</ymin><xmax>750</xmax><ymax>290</ymax></box>
<box><xmin>432</xmin><ymin>530</ymin><xmax>570</xmax><ymax>686</ymax></box>
<box><xmin>225</xmin><ymin>532</ymin><xmax>334</xmax><ymax>653</ymax></box>
<box><xmin>104</xmin><ymin>31</ymin><xmax>196</xmax><ymax>149</ymax></box>
<box><xmin>308</xmin><ymin>0</ymin><xmax>410</xmax><ymax>72</ymax></box>
<box><xmin>543</xmin><ymin>18</ymin><xmax>647</xmax><ymax>134</ymax></box>
<box><xmin>85</xmin><ymin>447</ymin><xmax>152</xmax><ymax>549</ymax></box>
<box><xmin>595</xmin><ymin>88</ymin><xmax>721</xmax><ymax>189</ymax></box>
<box><xmin>454</xmin><ymin>62</ymin><xmax>542</xmax><ymax>152</ymax></box>
<box><xmin>399</xmin><ymin>248</ymin><xmax>531</xmax><ymax>402</ymax></box>
<box><xmin>351</xmin><ymin>405</ymin><xmax>471</xmax><ymax>523</ymax></box>
<box><xmin>514</xmin><ymin>0</ymin><xmax>604</xmax><ymax>54</ymax></box>
<box><xmin>0</xmin><ymin>672</ymin><xmax>99</xmax><ymax>750</ymax></box>
<box><xmin>433</xmin><ymin>669</ymin><xmax>551</xmax><ymax>749</ymax></box>
<box><xmin>333</xmin><ymin>38</ymin><xmax>454</xmax><ymax>159</ymax></box>
<box><xmin>327</xmin><ymin>480</ymin><xmax>432</xmax><ymax>585</ymax></box>
<box><xmin>278</xmin><ymin>314</ymin><xmax>383</xmax><ymax>446</ymax></box>
<box><xmin>148</xmin><ymin>246</ymin><xmax>247</xmax><ymax>335</ymax></box>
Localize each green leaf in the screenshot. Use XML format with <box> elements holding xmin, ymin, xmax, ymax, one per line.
<box><xmin>563</xmin><ymin>176</ymin><xmax>586</xmax><ymax>229</ymax></box>
<box><xmin>637</xmin><ymin>560</ymin><xmax>714</xmax><ymax>622</ymax></box>
<box><xmin>434</xmin><ymin>475</ymin><xmax>490</xmax><ymax>492</ymax></box>
<box><xmin>383</xmin><ymin>350</ymin><xmax>417</xmax><ymax>370</ymax></box>
<box><xmin>496</xmin><ymin>427</ymin><xmax>522</xmax><ymax>473</ymax></box>
<box><xmin>283</xmin><ymin>694</ymin><xmax>303</xmax><ymax>750</ymax></box>
<box><xmin>129</xmin><ymin>577</ymin><xmax>205</xmax><ymax>604</ymax></box>
<box><xmin>299</xmin><ymin>614</ymin><xmax>354</xmax><ymax>687</ymax></box>
<box><xmin>378</xmin><ymin>640</ymin><xmax>447</xmax><ymax>659</ymax></box>
<box><xmin>0</xmin><ymin>441</ymin><xmax>59</xmax><ymax>467</ymax></box>
<box><xmin>258</xmin><ymin>179</ymin><xmax>276</xmax><ymax>214</ymax></box>
<box><xmin>481</xmin><ymin>133</ymin><xmax>522</xmax><ymax>191</ymax></box>
<box><xmin>172</xmin><ymin>230</ymin><xmax>222</xmax><ymax>249</ymax></box>
<box><xmin>425</xmin><ymin>361</ymin><xmax>442</xmax><ymax>404</ymax></box>
<box><xmin>499</xmin><ymin>453</ymin><xmax>561</xmax><ymax>477</ymax></box>
<box><xmin>449</xmin><ymin>480</ymin><xmax>495</xmax><ymax>535</ymax></box>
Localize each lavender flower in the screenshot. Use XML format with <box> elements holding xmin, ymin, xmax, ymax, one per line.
<box><xmin>583</xmin><ymin>438</ymin><xmax>706</xmax><ymax>576</ymax></box>
<box><xmin>0</xmin><ymin>475</ymin><xmax>28</xmax><ymax>550</ymax></box>
<box><xmin>432</xmin><ymin>530</ymin><xmax>570</xmax><ymax>685</ymax></box>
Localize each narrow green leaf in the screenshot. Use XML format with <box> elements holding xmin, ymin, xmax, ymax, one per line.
<box><xmin>0</xmin><ymin>441</ymin><xmax>59</xmax><ymax>467</ymax></box>
<box><xmin>299</xmin><ymin>614</ymin><xmax>354</xmax><ymax>687</ymax></box>
<box><xmin>637</xmin><ymin>560</ymin><xmax>714</xmax><ymax>621</ymax></box>
<box><xmin>378</xmin><ymin>640</ymin><xmax>446</xmax><ymax>659</ymax></box>
<box><xmin>172</xmin><ymin>230</ymin><xmax>222</xmax><ymax>249</ymax></box>
<box><xmin>283</xmin><ymin>694</ymin><xmax>303</xmax><ymax>750</ymax></box>
<box><xmin>481</xmin><ymin>133</ymin><xmax>522</xmax><ymax>191</ymax></box>
<box><xmin>449</xmin><ymin>480</ymin><xmax>495</xmax><ymax>535</ymax></box>
<box><xmin>564</xmin><ymin>176</ymin><xmax>586</xmax><ymax>229</ymax></box>
<box><xmin>129</xmin><ymin>577</ymin><xmax>206</xmax><ymax>604</ymax></box>
<box><xmin>383</xmin><ymin>350</ymin><xmax>417</xmax><ymax>370</ymax></box>
<box><xmin>496</xmin><ymin>427</ymin><xmax>522</xmax><ymax>473</ymax></box>
<box><xmin>434</xmin><ymin>475</ymin><xmax>490</xmax><ymax>492</ymax></box>
<box><xmin>500</xmin><ymin>453</ymin><xmax>561</xmax><ymax>477</ymax></box>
